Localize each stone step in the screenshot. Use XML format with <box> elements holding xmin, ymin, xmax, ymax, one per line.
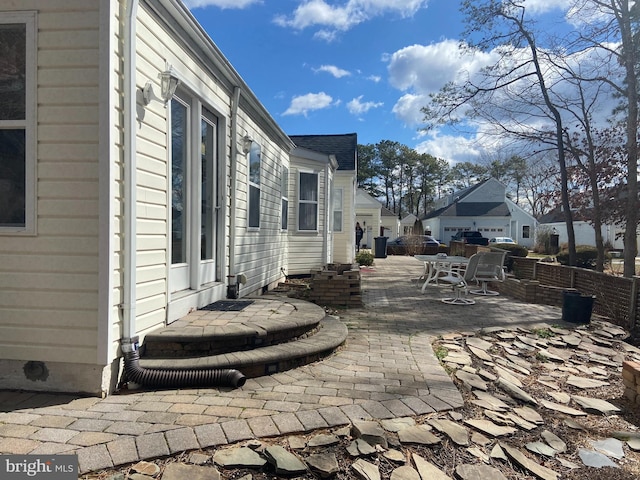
<box><xmin>139</xmin><ymin>315</ymin><xmax>348</xmax><ymax>378</ymax></box>
<box><xmin>142</xmin><ymin>298</ymin><xmax>325</xmax><ymax>358</ymax></box>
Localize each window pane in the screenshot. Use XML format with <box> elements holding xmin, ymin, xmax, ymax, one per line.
<box><xmin>0</xmin><ymin>129</ymin><xmax>26</xmax><ymax>226</ymax></box>
<box><xmin>171</xmin><ymin>99</ymin><xmax>188</xmax><ymax>264</ymax></box>
<box><xmin>0</xmin><ymin>24</ymin><xmax>26</xmax><ymax>121</ymax></box>
<box><xmin>299</xmin><ymin>172</ymin><xmax>317</xmax><ymax>200</ymax></box>
<box><xmin>249</xmin><ymin>185</ymin><xmax>260</xmax><ymax>228</ymax></box>
<box><xmin>281</xmin><ymin>199</ymin><xmax>288</xmax><ymax>230</ymax></box>
<box><xmin>249</xmin><ymin>142</ymin><xmax>260</xmax><ymax>185</ymax></box>
<box><xmin>299</xmin><ymin>203</ymin><xmax>317</xmax><ymax>230</ymax></box>
<box><xmin>281</xmin><ymin>166</ymin><xmax>288</xmax><ymax>197</ymax></box>
<box><xmin>201</xmin><ymin>114</ymin><xmax>215</xmax><ymax>260</ymax></box>
<box><xmin>333</xmin><ymin>211</ymin><xmax>342</xmax><ymax>232</ymax></box>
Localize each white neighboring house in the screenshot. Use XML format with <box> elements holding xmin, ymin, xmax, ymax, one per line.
<box><xmin>421</xmin><ymin>178</ymin><xmax>538</xmax><ymax>248</ymax></box>
<box><xmin>289</xmin><ymin>134</ymin><xmax>358</xmax><ymax>264</ymax></box>
<box><xmin>0</xmin><ymin>0</ymin><xmax>298</xmax><ymax>396</ymax></box>
<box><xmin>355</xmin><ymin>189</ymin><xmax>400</xmax><ymax>248</ymax></box>
<box><xmin>287</xmin><ymin>147</ymin><xmax>338</xmax><ymax>275</ymax></box>
<box><xmin>380</xmin><ymin>207</ymin><xmax>400</xmax><ymax>242</ymax></box>
<box><xmin>400</xmin><ymin>213</ymin><xmax>421</xmax><ymax>235</ymax></box>
<box><xmin>538</xmin><ymin>207</ymin><xmax>627</xmax><ymax>250</ymax></box>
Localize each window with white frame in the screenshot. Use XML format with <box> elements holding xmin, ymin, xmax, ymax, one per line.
<box><xmin>281</xmin><ymin>165</ymin><xmax>288</xmax><ymax>230</ymax></box>
<box><xmin>248</xmin><ymin>141</ymin><xmax>261</xmax><ymax>228</ymax></box>
<box><xmin>522</xmin><ymin>225</ymin><xmax>530</xmax><ymax>239</ymax></box>
<box><xmin>332</xmin><ymin>187</ymin><xmax>343</xmax><ymax>232</ymax></box>
<box><xmin>0</xmin><ymin>13</ymin><xmax>35</xmax><ymax>233</ymax></box>
<box><xmin>298</xmin><ymin>171</ymin><xmax>318</xmax><ymax>231</ymax></box>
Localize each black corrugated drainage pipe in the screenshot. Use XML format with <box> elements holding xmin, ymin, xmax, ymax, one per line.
<box><xmin>121</xmin><ymin>338</ymin><xmax>246</xmax><ymax>389</ymax></box>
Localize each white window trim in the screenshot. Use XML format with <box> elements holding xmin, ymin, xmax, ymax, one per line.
<box><xmin>0</xmin><ymin>11</ymin><xmax>37</xmax><ymax>235</ymax></box>
<box><xmin>297</xmin><ymin>170</ymin><xmax>319</xmax><ymax>232</ymax></box>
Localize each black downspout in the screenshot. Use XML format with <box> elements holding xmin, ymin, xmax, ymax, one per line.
<box><xmin>121</xmin><ymin>338</ymin><xmax>246</xmax><ymax>389</ymax></box>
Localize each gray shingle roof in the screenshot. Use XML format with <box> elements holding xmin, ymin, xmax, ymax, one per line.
<box><xmin>289</xmin><ymin>133</ymin><xmax>357</xmax><ymax>171</ymax></box>
<box><xmin>424</xmin><ymin>202</ymin><xmax>511</xmax><ymax>219</ymax></box>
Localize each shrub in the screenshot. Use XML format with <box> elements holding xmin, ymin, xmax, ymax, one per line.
<box><xmin>556</xmin><ymin>245</ymin><xmax>601</xmax><ymax>269</ymax></box>
<box><xmin>355</xmin><ymin>250</ymin><xmax>374</xmax><ymax>267</ymax></box>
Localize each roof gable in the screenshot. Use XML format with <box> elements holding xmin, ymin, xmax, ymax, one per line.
<box><xmin>289</xmin><ymin>133</ymin><xmax>357</xmax><ymax>171</ymax></box>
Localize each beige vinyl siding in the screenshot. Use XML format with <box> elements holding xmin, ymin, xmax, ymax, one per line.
<box><xmin>0</xmin><ymin>1</ymin><xmax>101</xmax><ymax>365</ymax></box>
<box><xmin>287</xmin><ymin>160</ymin><xmax>328</xmax><ymax>276</ymax></box>
<box><xmin>232</xmin><ymin>129</ymin><xmax>289</xmax><ymax>293</ymax></box>
<box><xmin>332</xmin><ymin>173</ymin><xmax>356</xmax><ymax>263</ymax></box>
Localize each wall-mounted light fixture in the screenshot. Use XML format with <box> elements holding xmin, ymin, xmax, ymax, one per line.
<box><xmin>143</xmin><ymin>68</ymin><xmax>180</xmax><ymax>106</ymax></box>
<box><xmin>240</xmin><ymin>134</ymin><xmax>253</xmax><ymax>155</ymax></box>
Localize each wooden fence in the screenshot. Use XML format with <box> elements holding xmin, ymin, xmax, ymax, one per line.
<box><xmin>510</xmin><ymin>257</ymin><xmax>638</xmax><ymax>331</ymax></box>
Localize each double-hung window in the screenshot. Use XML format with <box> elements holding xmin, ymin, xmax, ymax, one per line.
<box><xmin>332</xmin><ymin>187</ymin><xmax>343</xmax><ymax>232</ymax></box>
<box><xmin>281</xmin><ymin>165</ymin><xmax>288</xmax><ymax>230</ymax></box>
<box><xmin>248</xmin><ymin>142</ymin><xmax>260</xmax><ymax>229</ymax></box>
<box><xmin>298</xmin><ymin>171</ymin><xmax>318</xmax><ymax>231</ymax></box>
<box><xmin>0</xmin><ymin>13</ymin><xmax>36</xmax><ymax>233</ymax></box>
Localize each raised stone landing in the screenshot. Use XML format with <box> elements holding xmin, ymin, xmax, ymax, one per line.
<box><xmin>138</xmin><ymin>297</ymin><xmax>347</xmax><ymax>378</ymax></box>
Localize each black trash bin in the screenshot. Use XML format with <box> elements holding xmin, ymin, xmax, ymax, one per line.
<box><xmin>374</xmin><ymin>236</ymin><xmax>388</xmax><ymax>258</ymax></box>
<box><xmin>562</xmin><ymin>290</ymin><xmax>595</xmax><ymax>324</ymax></box>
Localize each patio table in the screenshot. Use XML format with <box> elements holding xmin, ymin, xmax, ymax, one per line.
<box><xmin>415</xmin><ymin>254</ymin><xmax>470</xmax><ymax>293</ymax></box>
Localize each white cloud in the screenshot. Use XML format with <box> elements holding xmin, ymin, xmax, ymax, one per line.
<box><xmin>367</xmin><ymin>75</ymin><xmax>382</xmax><ymax>83</ymax></box>
<box><xmin>387</xmin><ymin>40</ymin><xmax>496</xmax><ymax>93</ymax></box>
<box><xmin>283</xmin><ymin>92</ymin><xmax>335</xmax><ymax>116</ymax></box>
<box><xmin>522</xmin><ymin>0</ymin><xmax>573</xmax><ymax>14</ymax></box>
<box><xmin>415</xmin><ymin>130</ymin><xmax>484</xmax><ymax>164</ymax></box>
<box><xmin>347</xmin><ymin>95</ymin><xmax>383</xmax><ymax>115</ymax></box>
<box><xmin>274</xmin><ymin>0</ymin><xmax>428</xmax><ymax>38</ymax></box>
<box><xmin>391</xmin><ymin>93</ymin><xmax>429</xmax><ymax>126</ymax></box>
<box><xmin>183</xmin><ymin>0</ymin><xmax>261</xmax><ymax>9</ymax></box>
<box><xmin>315</xmin><ymin>65</ymin><xmax>351</xmax><ymax>78</ymax></box>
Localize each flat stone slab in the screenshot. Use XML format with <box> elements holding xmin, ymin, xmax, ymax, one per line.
<box><xmin>455</xmin><ymin>463</ymin><xmax>508</xmax><ymax>480</ymax></box>
<box><xmin>591</xmin><ymin>438</ymin><xmax>625</xmax><ymax>459</ymax></box>
<box><xmin>264</xmin><ymin>445</ymin><xmax>307</xmax><ymax>476</ymax></box>
<box><xmin>502</xmin><ymin>444</ymin><xmax>559</xmax><ymax>480</ymax></box>
<box><xmin>352</xmin><ymin>458</ymin><xmax>380</xmax><ymax>480</ymax></box>
<box><xmin>161</xmin><ymin>463</ymin><xmax>220</xmax><ymax>480</ymax></box>
<box><xmin>578</xmin><ymin>449</ymin><xmax>619</xmax><ymax>468</ymax></box>
<box><xmin>540</xmin><ymin>400</ymin><xmax>586</xmax><ymax>416</ymax></box>
<box><xmin>397</xmin><ymin>426</ymin><xmax>440</xmax><ymax>445</ymax></box>
<box><xmin>411</xmin><ymin>453</ymin><xmax>452</xmax><ymax>480</ymax></box>
<box><xmin>352</xmin><ymin>421</ymin><xmax>387</xmax><ymax>448</ymax></box>
<box><xmin>456</xmin><ymin>370</ymin><xmax>488</xmax><ymax>391</ymax></box>
<box><xmin>428</xmin><ymin>419</ymin><xmax>469</xmax><ymax>446</ymax></box>
<box><xmin>571</xmin><ymin>395</ymin><xmax>621</xmax><ymax>415</ymax></box>
<box><xmin>306</xmin><ymin>452</ymin><xmax>339</xmax><ymax>478</ymax></box>
<box><xmin>213</xmin><ymin>447</ymin><xmax>266</xmax><ymax>468</ymax></box>
<box><xmin>464</xmin><ymin>419</ymin><xmax>517</xmax><ymax>437</ymax></box>
<box><xmin>566</xmin><ymin>375</ymin><xmax>609</xmax><ymax>389</ymax></box>
<box><xmin>496</xmin><ymin>378</ymin><xmax>537</xmax><ymax>405</ymax></box>
<box><xmin>390</xmin><ymin>465</ymin><xmax>421</xmax><ymax>480</ymax></box>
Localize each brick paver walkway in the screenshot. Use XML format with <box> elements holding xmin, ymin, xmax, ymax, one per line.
<box><xmin>0</xmin><ymin>256</ymin><xmax>565</xmax><ymax>473</ymax></box>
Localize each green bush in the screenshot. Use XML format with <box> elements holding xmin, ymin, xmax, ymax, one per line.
<box><xmin>355</xmin><ymin>250</ymin><xmax>374</xmax><ymax>267</ymax></box>
<box><xmin>556</xmin><ymin>245</ymin><xmax>602</xmax><ymax>269</ymax></box>
<box><xmin>490</xmin><ymin>244</ymin><xmax>528</xmax><ymax>272</ymax></box>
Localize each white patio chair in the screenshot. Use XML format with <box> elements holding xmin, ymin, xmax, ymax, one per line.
<box><xmin>438</xmin><ymin>253</ymin><xmax>481</xmax><ymax>305</ymax></box>
<box><xmin>470</xmin><ymin>251</ymin><xmax>507</xmax><ymax>296</ymax></box>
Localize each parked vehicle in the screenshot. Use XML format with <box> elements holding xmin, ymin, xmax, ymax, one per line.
<box><xmin>386</xmin><ymin>235</ymin><xmax>440</xmax><ymax>255</ymax></box>
<box><xmin>489</xmin><ymin>237</ymin><xmax>517</xmax><ymax>245</ymax></box>
<box><xmin>451</xmin><ymin>231</ymin><xmax>489</xmax><ymax>246</ymax></box>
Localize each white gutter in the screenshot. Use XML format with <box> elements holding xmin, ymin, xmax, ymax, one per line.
<box><xmin>228</xmin><ymin>86</ymin><xmax>241</xmax><ymax>282</ymax></box>
<box><xmin>122</xmin><ymin>0</ymin><xmax>139</xmax><ymax>342</ymax></box>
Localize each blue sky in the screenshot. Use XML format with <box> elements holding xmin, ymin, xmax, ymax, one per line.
<box><xmin>183</xmin><ymin>0</ymin><xmax>608</xmax><ymax>164</ymax></box>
